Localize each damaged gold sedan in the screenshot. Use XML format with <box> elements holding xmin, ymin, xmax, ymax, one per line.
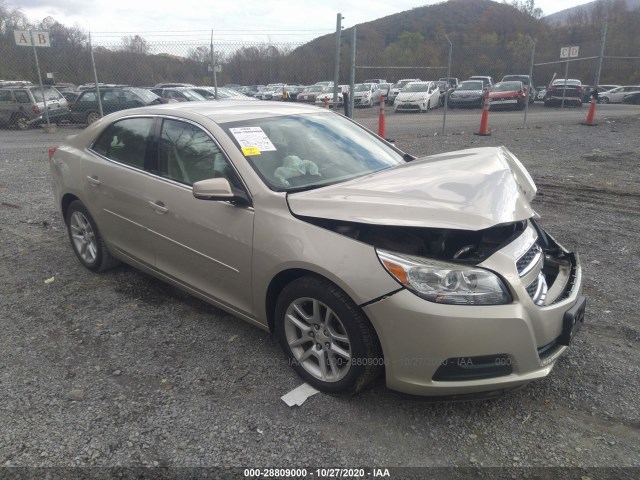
<box><xmin>49</xmin><ymin>101</ymin><xmax>585</xmax><ymax>397</ymax></box>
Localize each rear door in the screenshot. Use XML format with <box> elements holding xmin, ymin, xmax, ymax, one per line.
<box><xmin>83</xmin><ymin>116</ymin><xmax>157</xmax><ymax>266</ymax></box>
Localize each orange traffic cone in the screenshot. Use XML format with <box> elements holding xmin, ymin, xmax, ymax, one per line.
<box><xmin>474</xmin><ymin>93</ymin><xmax>491</xmax><ymax>136</ymax></box>
<box><xmin>581</xmin><ymin>96</ymin><xmax>598</xmax><ymax>126</ymax></box>
<box><xmin>378</xmin><ymin>95</ymin><xmax>386</xmax><ymax>138</ymax></box>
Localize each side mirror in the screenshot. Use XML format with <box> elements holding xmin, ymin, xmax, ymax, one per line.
<box><xmin>192</xmin><ymin>177</ymin><xmax>250</xmax><ymax>205</ymax></box>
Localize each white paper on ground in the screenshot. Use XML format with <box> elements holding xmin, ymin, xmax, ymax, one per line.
<box><xmin>281</xmin><ymin>383</ymin><xmax>320</xmax><ymax>407</ymax></box>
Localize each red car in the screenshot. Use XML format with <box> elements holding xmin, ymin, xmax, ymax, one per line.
<box><xmin>488</xmin><ymin>81</ymin><xmax>527</xmax><ymax>110</ymax></box>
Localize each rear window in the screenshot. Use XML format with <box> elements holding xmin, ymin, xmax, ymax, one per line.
<box><xmin>30</xmin><ymin>87</ymin><xmax>63</xmax><ymax>102</ymax></box>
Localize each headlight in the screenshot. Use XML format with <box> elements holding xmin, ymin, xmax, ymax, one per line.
<box><xmin>377</xmin><ymin>249</ymin><xmax>511</xmax><ymax>305</ymax></box>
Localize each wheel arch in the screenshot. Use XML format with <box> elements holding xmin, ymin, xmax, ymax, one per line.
<box><xmin>264</xmin><ymin>268</ymin><xmax>384</xmax><ymax>359</ymax></box>
<box><xmin>61</xmin><ymin>193</ymin><xmax>81</xmax><ymax>222</ymax></box>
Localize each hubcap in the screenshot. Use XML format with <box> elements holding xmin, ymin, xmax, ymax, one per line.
<box><xmin>70</xmin><ymin>211</ymin><xmax>98</xmax><ymax>264</ymax></box>
<box><xmin>284</xmin><ymin>297</ymin><xmax>352</xmax><ymax>383</ymax></box>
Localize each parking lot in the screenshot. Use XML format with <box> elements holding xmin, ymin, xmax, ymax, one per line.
<box><xmin>1</xmin><ymin>111</ymin><xmax>639</xmax><ymax>476</ymax></box>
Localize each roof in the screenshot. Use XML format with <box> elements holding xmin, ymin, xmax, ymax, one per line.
<box><xmin>108</xmin><ymin>99</ymin><xmax>326</xmax><ymax>124</ymax></box>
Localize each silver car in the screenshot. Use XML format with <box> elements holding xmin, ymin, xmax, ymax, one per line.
<box><xmin>49</xmin><ymin>101</ymin><xmax>585</xmax><ymax>397</ymax></box>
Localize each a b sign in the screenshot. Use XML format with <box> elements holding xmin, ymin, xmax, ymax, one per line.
<box><xmin>14</xmin><ymin>30</ymin><xmax>51</xmax><ymax>47</ymax></box>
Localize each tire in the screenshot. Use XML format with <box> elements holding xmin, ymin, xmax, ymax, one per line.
<box><xmin>13</xmin><ymin>114</ymin><xmax>29</xmax><ymax>130</ymax></box>
<box><xmin>86</xmin><ymin>111</ymin><xmax>101</xmax><ymax>124</ymax></box>
<box><xmin>599</xmin><ymin>97</ymin><xmax>609</xmax><ymax>104</ymax></box>
<box><xmin>65</xmin><ymin>200</ymin><xmax>120</xmax><ymax>272</ymax></box>
<box><xmin>275</xmin><ymin>275</ymin><xmax>382</xmax><ymax>395</ymax></box>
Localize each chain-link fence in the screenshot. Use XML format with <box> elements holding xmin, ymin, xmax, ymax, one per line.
<box><xmin>0</xmin><ymin>24</ymin><xmax>638</xmax><ymax>136</ymax></box>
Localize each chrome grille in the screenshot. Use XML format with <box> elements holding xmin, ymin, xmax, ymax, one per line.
<box><xmin>517</xmin><ymin>243</ymin><xmax>542</xmax><ymax>277</ymax></box>
<box><xmin>526</xmin><ymin>272</ymin><xmax>548</xmax><ymax>305</ymax></box>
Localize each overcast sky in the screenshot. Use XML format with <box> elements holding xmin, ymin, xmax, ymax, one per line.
<box><xmin>13</xmin><ymin>0</ymin><xmax>592</xmax><ymax>44</ymax></box>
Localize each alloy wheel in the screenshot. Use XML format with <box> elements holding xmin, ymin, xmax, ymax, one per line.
<box><xmin>283</xmin><ymin>297</ymin><xmax>352</xmax><ymax>383</ymax></box>
<box><xmin>69</xmin><ymin>211</ymin><xmax>98</xmax><ymax>264</ymax></box>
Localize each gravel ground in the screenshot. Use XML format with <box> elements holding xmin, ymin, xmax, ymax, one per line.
<box><xmin>1</xmin><ymin>114</ymin><xmax>639</xmax><ymax>476</ymax></box>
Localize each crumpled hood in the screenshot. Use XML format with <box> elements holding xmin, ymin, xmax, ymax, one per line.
<box><xmin>287</xmin><ymin>146</ymin><xmax>537</xmax><ymax>230</ymax></box>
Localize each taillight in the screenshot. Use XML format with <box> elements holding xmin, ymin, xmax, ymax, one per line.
<box><xmin>33</xmin><ymin>106</ymin><xmax>40</xmax><ymax>115</ymax></box>
<box><xmin>48</xmin><ymin>146</ymin><xmax>58</xmax><ymax>161</ymax></box>
<box><xmin>577</xmin><ymin>86</ymin><xmax>584</xmax><ymax>94</ymax></box>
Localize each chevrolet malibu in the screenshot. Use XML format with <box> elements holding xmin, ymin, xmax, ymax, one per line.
<box><xmin>49</xmin><ymin>101</ymin><xmax>585</xmax><ymax>397</ymax></box>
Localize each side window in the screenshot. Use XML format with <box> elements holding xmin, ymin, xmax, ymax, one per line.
<box><xmin>0</xmin><ymin>90</ymin><xmax>11</xmax><ymax>102</ymax></box>
<box><xmin>80</xmin><ymin>92</ymin><xmax>97</xmax><ymax>103</ymax></box>
<box><xmin>103</xmin><ymin>90</ymin><xmax>119</xmax><ymax>102</ymax></box>
<box><xmin>158</xmin><ymin>119</ymin><xmax>241</xmax><ymax>188</ymax></box>
<box><xmin>14</xmin><ymin>91</ymin><xmax>30</xmax><ymax>103</ymax></box>
<box><xmin>92</xmin><ymin>118</ymin><xmax>154</xmax><ymax>169</ymax></box>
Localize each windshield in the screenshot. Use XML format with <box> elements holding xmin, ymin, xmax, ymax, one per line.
<box><xmin>354</xmin><ymin>84</ymin><xmax>372</xmax><ymax>92</ymax></box>
<box><xmin>492</xmin><ymin>82</ymin><xmax>521</xmax><ymax>92</ymax></box>
<box><xmin>404</xmin><ymin>83</ymin><xmax>430</xmax><ymax>92</ymax></box>
<box><xmin>222</xmin><ymin>112</ymin><xmax>405</xmax><ymax>191</ymax></box>
<box><xmin>30</xmin><ymin>87</ymin><xmax>63</xmax><ymax>102</ymax></box>
<box><xmin>395</xmin><ymin>80</ymin><xmax>415</xmax><ymax>89</ymax></box>
<box><xmin>458</xmin><ymin>81</ymin><xmax>483</xmax><ymax>91</ymax></box>
<box><xmin>304</xmin><ymin>86</ymin><xmax>324</xmax><ymax>93</ymax></box>
<box><xmin>503</xmin><ymin>76</ymin><xmax>529</xmax><ymax>85</ymax></box>
<box><xmin>129</xmin><ymin>87</ymin><xmax>159</xmax><ymax>103</ymax></box>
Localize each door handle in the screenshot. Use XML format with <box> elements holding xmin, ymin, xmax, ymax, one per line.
<box><xmin>148</xmin><ymin>201</ymin><xmax>169</xmax><ymax>214</ymax></box>
<box><xmin>86</xmin><ymin>175</ymin><xmax>101</xmax><ymax>186</ymax></box>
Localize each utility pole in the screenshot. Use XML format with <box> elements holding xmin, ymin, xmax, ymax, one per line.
<box><xmin>349</xmin><ymin>27</ymin><xmax>356</xmax><ymax>118</ymax></box>
<box><xmin>333</xmin><ymin>13</ymin><xmax>343</xmax><ymax>110</ymax></box>
<box><xmin>595</xmin><ymin>20</ymin><xmax>608</xmax><ymax>87</ymax></box>
<box><xmin>211</xmin><ymin>30</ymin><xmax>218</xmax><ymax>98</ymax></box>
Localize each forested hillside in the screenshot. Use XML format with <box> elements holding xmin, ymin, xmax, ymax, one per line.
<box><xmin>1</xmin><ymin>0</ymin><xmax>638</xmax><ymax>86</ymax></box>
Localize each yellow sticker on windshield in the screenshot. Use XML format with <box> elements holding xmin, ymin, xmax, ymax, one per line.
<box><xmin>242</xmin><ymin>146</ymin><xmax>261</xmax><ymax>156</ymax></box>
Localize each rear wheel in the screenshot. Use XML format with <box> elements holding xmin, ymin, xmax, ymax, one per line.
<box><xmin>275</xmin><ymin>275</ymin><xmax>382</xmax><ymax>395</ymax></box>
<box><xmin>65</xmin><ymin>200</ymin><xmax>120</xmax><ymax>272</ymax></box>
<box><xmin>13</xmin><ymin>114</ymin><xmax>29</xmax><ymax>130</ymax></box>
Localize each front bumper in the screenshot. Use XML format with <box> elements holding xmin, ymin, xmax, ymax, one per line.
<box><xmin>363</xmin><ymin>224</ymin><xmax>583</xmax><ymax>396</ymax></box>
<box><xmin>448</xmin><ymin>95</ymin><xmax>483</xmax><ymax>107</ymax></box>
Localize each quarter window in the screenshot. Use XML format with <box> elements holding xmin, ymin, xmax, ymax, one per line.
<box><xmin>92</xmin><ymin>118</ymin><xmax>154</xmax><ymax>169</ymax></box>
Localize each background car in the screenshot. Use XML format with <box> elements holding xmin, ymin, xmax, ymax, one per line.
<box><xmin>393</xmin><ymin>81</ymin><xmax>440</xmax><ymax>112</ymax></box>
<box><xmin>352</xmin><ymin>83</ymin><xmax>382</xmax><ymax>107</ymax></box>
<box><xmin>543</xmin><ymin>79</ymin><xmax>584</xmax><ymax>107</ymax></box>
<box><xmin>535</xmin><ymin>86</ymin><xmax>547</xmax><ymax>101</ymax></box>
<box><xmin>70</xmin><ymin>86</ymin><xmax>161</xmax><ymax>124</ymax></box>
<box><xmin>0</xmin><ymin>84</ymin><xmax>68</xmax><ymax>129</ymax></box>
<box><xmin>191</xmin><ymin>86</ymin><xmax>255</xmax><ymax>101</ymax></box>
<box><xmin>598</xmin><ymin>85</ymin><xmax>640</xmax><ymax>104</ymax></box>
<box><xmin>387</xmin><ymin>78</ymin><xmax>420</xmax><ymax>105</ymax></box>
<box><xmin>378</xmin><ymin>83</ymin><xmax>392</xmax><ymax>104</ymax></box>
<box><xmin>623</xmin><ymin>91</ymin><xmax>640</xmax><ymax>105</ymax></box>
<box><xmin>296</xmin><ymin>85</ymin><xmax>325</xmax><ymax>103</ymax></box>
<box><xmin>488</xmin><ymin>81</ymin><xmax>527</xmax><ymax>111</ymax></box>
<box><xmin>49</xmin><ymin>101</ymin><xmax>584</xmax><ymax>398</ymax></box>
<box><xmin>314</xmin><ymin>86</ymin><xmax>338</xmax><ymax>107</ymax></box>
<box><xmin>501</xmin><ymin>74</ymin><xmax>536</xmax><ymax>104</ymax></box>
<box><xmin>448</xmin><ymin>80</ymin><xmax>486</xmax><ymax>108</ymax></box>
<box><xmin>150</xmin><ymin>87</ymin><xmax>207</xmax><ymax>103</ymax></box>
<box><xmin>467</xmin><ymin>75</ymin><xmax>494</xmax><ymax>90</ymax></box>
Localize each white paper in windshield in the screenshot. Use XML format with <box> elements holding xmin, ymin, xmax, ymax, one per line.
<box><xmin>229</xmin><ymin>127</ymin><xmax>277</xmax><ymax>156</ymax></box>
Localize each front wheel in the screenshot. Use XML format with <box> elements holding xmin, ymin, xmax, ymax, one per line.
<box><xmin>598</xmin><ymin>97</ymin><xmax>609</xmax><ymax>104</ymax></box>
<box><xmin>275</xmin><ymin>276</ymin><xmax>382</xmax><ymax>395</ymax></box>
<box><xmin>65</xmin><ymin>200</ymin><xmax>120</xmax><ymax>272</ymax></box>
